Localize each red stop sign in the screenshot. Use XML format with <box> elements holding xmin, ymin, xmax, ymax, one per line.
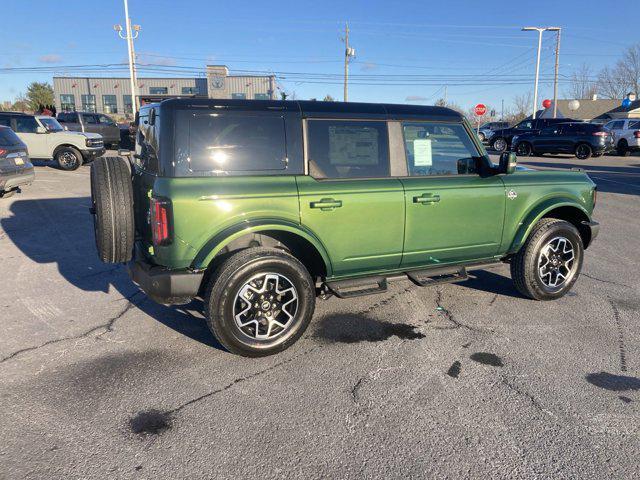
<box><xmin>474</xmin><ymin>103</ymin><xmax>487</xmax><ymax>116</ymax></box>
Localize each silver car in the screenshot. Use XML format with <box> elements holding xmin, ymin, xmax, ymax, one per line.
<box><xmin>0</xmin><ymin>126</ymin><xmax>34</xmax><ymax>198</ymax></box>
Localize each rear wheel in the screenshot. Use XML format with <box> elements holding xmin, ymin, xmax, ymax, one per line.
<box><xmin>617</xmin><ymin>140</ymin><xmax>630</xmax><ymax>157</ymax></box>
<box><xmin>516</xmin><ymin>142</ymin><xmax>532</xmax><ymax>157</ymax></box>
<box><xmin>90</xmin><ymin>156</ymin><xmax>134</xmax><ymax>263</ymax></box>
<box><xmin>492</xmin><ymin>137</ymin><xmax>507</xmax><ymax>153</ymax></box>
<box><xmin>205</xmin><ymin>247</ymin><xmax>316</xmax><ymax>357</ymax></box>
<box><xmin>55</xmin><ymin>146</ymin><xmax>83</xmax><ymax>171</ymax></box>
<box><xmin>478</xmin><ymin>132</ymin><xmax>486</xmax><ymax>142</ymax></box>
<box><xmin>575</xmin><ymin>143</ymin><xmax>592</xmax><ymax>160</ymax></box>
<box><xmin>510</xmin><ymin>218</ymin><xmax>583</xmax><ymax>300</ymax></box>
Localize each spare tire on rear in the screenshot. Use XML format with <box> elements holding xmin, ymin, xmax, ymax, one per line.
<box><xmin>90</xmin><ymin>156</ymin><xmax>134</xmax><ymax>263</ymax></box>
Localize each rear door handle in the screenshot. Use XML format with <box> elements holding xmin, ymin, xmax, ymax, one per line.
<box><xmin>310</xmin><ymin>198</ymin><xmax>342</xmax><ymax>210</ymax></box>
<box><xmin>413</xmin><ymin>194</ymin><xmax>440</xmax><ymax>204</ymax></box>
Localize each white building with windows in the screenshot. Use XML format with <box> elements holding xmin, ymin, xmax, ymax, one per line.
<box><xmin>53</xmin><ymin>65</ymin><xmax>276</xmax><ymax>119</ymax></box>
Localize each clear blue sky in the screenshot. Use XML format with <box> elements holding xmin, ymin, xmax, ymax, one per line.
<box><xmin>2</xmin><ymin>0</ymin><xmax>638</xmax><ymax>113</ymax></box>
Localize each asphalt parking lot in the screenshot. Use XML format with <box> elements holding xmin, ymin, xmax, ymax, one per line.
<box><xmin>1</xmin><ymin>152</ymin><xmax>639</xmax><ymax>479</ymax></box>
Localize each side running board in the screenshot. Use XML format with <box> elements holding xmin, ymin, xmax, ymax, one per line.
<box><xmin>406</xmin><ymin>266</ymin><xmax>468</xmax><ymax>287</ymax></box>
<box><xmin>323</xmin><ymin>266</ymin><xmax>468</xmax><ymax>299</ymax></box>
<box><xmin>325</xmin><ymin>276</ymin><xmax>388</xmax><ymax>299</ymax></box>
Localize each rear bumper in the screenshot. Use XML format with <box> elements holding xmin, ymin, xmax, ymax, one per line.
<box><xmin>582</xmin><ymin>220</ymin><xmax>599</xmax><ymax>247</ymax></box>
<box><xmin>127</xmin><ymin>257</ymin><xmax>204</xmax><ymax>305</ymax></box>
<box><xmin>0</xmin><ymin>166</ymin><xmax>35</xmax><ymax>192</ymax></box>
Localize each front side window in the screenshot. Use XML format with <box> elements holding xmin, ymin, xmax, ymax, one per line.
<box><xmin>99</xmin><ymin>114</ymin><xmax>114</xmax><ymax>125</ymax></box>
<box><xmin>60</xmin><ymin>94</ymin><xmax>75</xmax><ymax>112</ymax></box>
<box><xmin>83</xmin><ymin>114</ymin><xmax>99</xmax><ymax>124</ymax></box>
<box><xmin>402</xmin><ymin>122</ymin><xmax>480</xmax><ymax>176</ymax></box>
<box><xmin>39</xmin><ymin>117</ymin><xmax>64</xmax><ymax>132</ymax></box>
<box><xmin>516</xmin><ymin>121</ymin><xmax>533</xmax><ymax>130</ymax></box>
<box><xmin>231</xmin><ymin>93</ymin><xmax>246</xmax><ymax>100</ymax></box>
<box><xmin>307</xmin><ymin>120</ymin><xmax>389</xmax><ymax>179</ymax></box>
<box><xmin>149</xmin><ymin>87</ymin><xmax>168</xmax><ymax>95</ymax></box>
<box><xmin>0</xmin><ymin>116</ymin><xmax>11</xmax><ymax>127</ymax></box>
<box><xmin>174</xmin><ymin>113</ymin><xmax>287</xmax><ymax>176</ymax></box>
<box><xmin>611</xmin><ymin>120</ymin><xmax>624</xmax><ymax>130</ymax></box>
<box><xmin>15</xmin><ymin>116</ymin><xmax>39</xmax><ymax>133</ymax></box>
<box><xmin>103</xmin><ymin>95</ymin><xmax>118</xmax><ymax>114</ymax></box>
<box><xmin>81</xmin><ymin>94</ymin><xmax>96</xmax><ymax>113</ymax></box>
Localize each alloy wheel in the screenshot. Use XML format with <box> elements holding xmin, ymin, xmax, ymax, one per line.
<box><xmin>60</xmin><ymin>151</ymin><xmax>78</xmax><ymax>169</ymax></box>
<box><xmin>493</xmin><ymin>138</ymin><xmax>507</xmax><ymax>152</ymax></box>
<box><xmin>233</xmin><ymin>272</ymin><xmax>299</xmax><ymax>340</ymax></box>
<box><xmin>537</xmin><ymin>236</ymin><xmax>576</xmax><ymax>289</ymax></box>
<box><xmin>576</xmin><ymin>145</ymin><xmax>590</xmax><ymax>159</ymax></box>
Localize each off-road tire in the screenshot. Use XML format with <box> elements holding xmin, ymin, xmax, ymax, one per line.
<box><xmin>492</xmin><ymin>137</ymin><xmax>508</xmax><ymax>153</ymax></box>
<box><xmin>55</xmin><ymin>146</ymin><xmax>83</xmax><ymax>171</ymax></box>
<box><xmin>205</xmin><ymin>247</ymin><xmax>316</xmax><ymax>357</ymax></box>
<box><xmin>90</xmin><ymin>156</ymin><xmax>134</xmax><ymax>263</ymax></box>
<box><xmin>575</xmin><ymin>143</ymin><xmax>592</xmax><ymax>160</ymax></box>
<box><xmin>510</xmin><ymin>218</ymin><xmax>584</xmax><ymax>301</ymax></box>
<box><xmin>617</xmin><ymin>140</ymin><xmax>630</xmax><ymax>157</ymax></box>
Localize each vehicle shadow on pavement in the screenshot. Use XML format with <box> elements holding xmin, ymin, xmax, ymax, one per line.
<box><xmin>1</xmin><ymin>196</ymin><xmax>224</xmax><ymax>352</ymax></box>
<box><xmin>520</xmin><ymin>161</ymin><xmax>640</xmax><ymax>196</ymax></box>
<box><xmin>459</xmin><ymin>269</ymin><xmax>524</xmax><ymax>299</ymax></box>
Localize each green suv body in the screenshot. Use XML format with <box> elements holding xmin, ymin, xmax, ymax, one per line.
<box><xmin>90</xmin><ymin>99</ymin><xmax>598</xmax><ymax>356</ymax></box>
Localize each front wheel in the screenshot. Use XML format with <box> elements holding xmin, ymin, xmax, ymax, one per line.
<box><xmin>516</xmin><ymin>142</ymin><xmax>532</xmax><ymax>157</ymax></box>
<box><xmin>510</xmin><ymin>218</ymin><xmax>584</xmax><ymax>300</ymax></box>
<box><xmin>205</xmin><ymin>247</ymin><xmax>316</xmax><ymax>357</ymax></box>
<box><xmin>492</xmin><ymin>137</ymin><xmax>507</xmax><ymax>153</ymax></box>
<box><xmin>575</xmin><ymin>143</ymin><xmax>592</xmax><ymax>160</ymax></box>
<box><xmin>55</xmin><ymin>146</ymin><xmax>83</xmax><ymax>170</ymax></box>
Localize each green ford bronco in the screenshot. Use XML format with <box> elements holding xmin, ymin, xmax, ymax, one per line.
<box><xmin>90</xmin><ymin>99</ymin><xmax>598</xmax><ymax>356</ymax></box>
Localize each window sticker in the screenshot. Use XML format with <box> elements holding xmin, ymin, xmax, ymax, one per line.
<box><xmin>413</xmin><ymin>139</ymin><xmax>433</xmax><ymax>166</ymax></box>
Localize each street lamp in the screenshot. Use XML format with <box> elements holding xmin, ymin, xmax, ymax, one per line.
<box><xmin>522</xmin><ymin>26</ymin><xmax>560</xmax><ymax>119</ymax></box>
<box><xmin>114</xmin><ymin>0</ymin><xmax>141</xmax><ymax>114</ymax></box>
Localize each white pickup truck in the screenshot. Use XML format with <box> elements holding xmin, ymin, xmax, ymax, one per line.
<box><xmin>0</xmin><ymin>112</ymin><xmax>105</xmax><ymax>170</ymax></box>
<box><xmin>603</xmin><ymin>119</ymin><xmax>640</xmax><ymax>156</ymax></box>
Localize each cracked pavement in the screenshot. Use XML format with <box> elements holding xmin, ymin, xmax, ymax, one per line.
<box><xmin>0</xmin><ymin>153</ymin><xmax>639</xmax><ymax>479</ymax></box>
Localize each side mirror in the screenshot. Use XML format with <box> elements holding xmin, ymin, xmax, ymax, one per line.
<box><xmin>118</xmin><ymin>148</ymin><xmax>132</xmax><ymax>157</ymax></box>
<box><xmin>499</xmin><ymin>152</ymin><xmax>517</xmax><ymax>174</ymax></box>
<box><xmin>36</xmin><ymin>126</ymin><xmax>47</xmax><ymax>134</ymax></box>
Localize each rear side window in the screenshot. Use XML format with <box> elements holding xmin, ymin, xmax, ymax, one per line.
<box><xmin>174</xmin><ymin>113</ymin><xmax>287</xmax><ymax>176</ymax></box>
<box><xmin>402</xmin><ymin>122</ymin><xmax>479</xmax><ymax>176</ymax></box>
<box><xmin>0</xmin><ymin>128</ymin><xmax>22</xmax><ymax>146</ymax></box>
<box><xmin>307</xmin><ymin>120</ymin><xmax>389</xmax><ymax>179</ymax></box>
<box><xmin>0</xmin><ymin>115</ymin><xmax>10</xmax><ymax>127</ymax></box>
<box><xmin>15</xmin><ymin>116</ymin><xmax>39</xmax><ymax>133</ymax></box>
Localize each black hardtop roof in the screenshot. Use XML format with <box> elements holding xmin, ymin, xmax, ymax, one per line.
<box><xmin>0</xmin><ymin>111</ymin><xmax>32</xmax><ymax>117</ymax></box>
<box><xmin>154</xmin><ymin>98</ymin><xmax>464</xmax><ymax>121</ymax></box>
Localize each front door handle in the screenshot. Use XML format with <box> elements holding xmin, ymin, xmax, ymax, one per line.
<box><xmin>310</xmin><ymin>198</ymin><xmax>342</xmax><ymax>210</ymax></box>
<box><xmin>413</xmin><ymin>194</ymin><xmax>440</xmax><ymax>204</ymax></box>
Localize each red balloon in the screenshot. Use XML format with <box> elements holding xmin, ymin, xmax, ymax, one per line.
<box><xmin>542</xmin><ymin>99</ymin><xmax>552</xmax><ymax>109</ymax></box>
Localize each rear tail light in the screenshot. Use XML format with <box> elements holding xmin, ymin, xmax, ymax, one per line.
<box><xmin>593</xmin><ymin>187</ymin><xmax>597</xmax><ymax>209</ymax></box>
<box><xmin>150</xmin><ymin>197</ymin><xmax>173</xmax><ymax>246</ymax></box>
<box><xmin>592</xmin><ymin>131</ymin><xmax>608</xmax><ymax>136</ymax></box>
<box><xmin>0</xmin><ymin>149</ymin><xmax>6</xmax><ymax>157</ymax></box>
<box><xmin>634</xmin><ymin>131</ymin><xmax>640</xmax><ymax>139</ymax></box>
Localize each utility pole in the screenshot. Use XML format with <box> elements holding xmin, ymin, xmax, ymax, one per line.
<box><xmin>114</xmin><ymin>0</ymin><xmax>141</xmax><ymax>114</ymax></box>
<box><xmin>342</xmin><ymin>22</ymin><xmax>355</xmax><ymax>102</ymax></box>
<box><xmin>501</xmin><ymin>99</ymin><xmax>504</xmax><ymax>120</ymax></box>
<box><xmin>552</xmin><ymin>28</ymin><xmax>562</xmax><ymax>118</ymax></box>
<box><xmin>443</xmin><ymin>85</ymin><xmax>447</xmax><ymax>105</ymax></box>
<box><xmin>522</xmin><ymin>26</ymin><xmax>560</xmax><ymax>119</ymax></box>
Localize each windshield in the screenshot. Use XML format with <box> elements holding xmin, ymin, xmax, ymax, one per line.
<box><xmin>39</xmin><ymin>117</ymin><xmax>64</xmax><ymax>132</ymax></box>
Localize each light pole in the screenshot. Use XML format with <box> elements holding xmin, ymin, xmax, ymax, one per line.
<box><xmin>522</xmin><ymin>26</ymin><xmax>560</xmax><ymax>119</ymax></box>
<box><xmin>342</xmin><ymin>22</ymin><xmax>356</xmax><ymax>102</ymax></box>
<box><xmin>114</xmin><ymin>0</ymin><xmax>141</xmax><ymax>114</ymax></box>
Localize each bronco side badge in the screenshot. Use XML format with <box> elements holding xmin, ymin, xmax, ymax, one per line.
<box><xmin>507</xmin><ymin>190</ymin><xmax>518</xmax><ymax>200</ymax></box>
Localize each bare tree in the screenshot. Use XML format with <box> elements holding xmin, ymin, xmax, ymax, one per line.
<box><xmin>596</xmin><ymin>65</ymin><xmax>629</xmax><ymax>99</ymax></box>
<box><xmin>566</xmin><ymin>63</ymin><xmax>597</xmax><ymax>99</ymax></box>
<box><xmin>617</xmin><ymin>43</ymin><xmax>640</xmax><ymax>96</ymax></box>
<box><xmin>512</xmin><ymin>91</ymin><xmax>532</xmax><ymax>121</ymax></box>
